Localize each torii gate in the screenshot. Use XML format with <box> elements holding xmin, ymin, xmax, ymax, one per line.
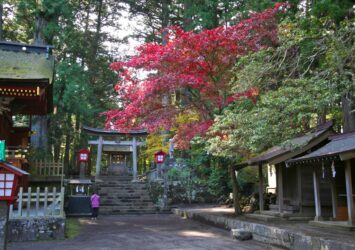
<box><xmin>83</xmin><ymin>126</ymin><xmax>147</xmax><ymax>181</ymax></box>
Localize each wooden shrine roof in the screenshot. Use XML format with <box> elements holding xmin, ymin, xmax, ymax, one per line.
<box><xmin>0</xmin><ymin>161</ymin><xmax>30</xmax><ymax>176</ymax></box>
<box><xmin>83</xmin><ymin>125</ymin><xmax>148</xmax><ymax>136</ymax></box>
<box><xmin>235</xmin><ymin>121</ymin><xmax>334</xmax><ymax>169</ymax></box>
<box><xmin>287</xmin><ymin>132</ymin><xmax>355</xmax><ymax>165</ymax></box>
<box><xmin>0</xmin><ymin>42</ymin><xmax>54</xmax><ymax>83</ymax></box>
<box><xmin>0</xmin><ymin>41</ymin><xmax>54</xmax><ymax>115</ymax></box>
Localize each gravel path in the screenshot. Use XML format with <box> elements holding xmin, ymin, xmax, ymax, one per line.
<box><xmin>8</xmin><ymin>214</ymin><xmax>277</xmax><ymax>250</ymax></box>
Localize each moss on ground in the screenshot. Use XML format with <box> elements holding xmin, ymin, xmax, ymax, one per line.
<box><xmin>65</xmin><ymin>218</ymin><xmax>81</xmax><ymax>239</ymax></box>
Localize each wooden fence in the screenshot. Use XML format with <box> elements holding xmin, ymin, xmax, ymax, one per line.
<box><xmin>30</xmin><ymin>160</ymin><xmax>64</xmax><ymax>177</ymax></box>
<box><xmin>9</xmin><ymin>187</ymin><xmax>65</xmax><ymax>219</ymax></box>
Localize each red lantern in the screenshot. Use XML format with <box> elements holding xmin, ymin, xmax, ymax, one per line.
<box><xmin>78</xmin><ymin>148</ymin><xmax>90</xmax><ymax>163</ymax></box>
<box><xmin>154</xmin><ymin>150</ymin><xmax>166</xmax><ymax>164</ymax></box>
<box><xmin>0</xmin><ymin>161</ymin><xmax>29</xmax><ymax>204</ymax></box>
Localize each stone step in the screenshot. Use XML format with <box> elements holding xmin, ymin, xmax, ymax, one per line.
<box><xmin>101</xmin><ymin>198</ymin><xmax>153</xmax><ymax>202</ymax></box>
<box><xmin>101</xmin><ymin>193</ymin><xmax>151</xmax><ymax>197</ymax></box>
<box><xmin>95</xmin><ymin>176</ymin><xmax>154</xmax><ymax>215</ymax></box>
<box><xmin>98</xmin><ymin>187</ymin><xmax>148</xmax><ymax>190</ymax></box>
<box><xmin>269</xmin><ymin>204</ymin><xmax>299</xmax><ymax>212</ymax></box>
<box><xmin>99</xmin><ymin>185</ymin><xmax>147</xmax><ymax>188</ymax></box>
<box><xmin>101</xmin><ymin>200</ymin><xmax>153</xmax><ymax>204</ymax></box>
<box><xmin>245</xmin><ymin>213</ymin><xmax>287</xmax><ymax>222</ymax></box>
<box><xmin>100</xmin><ymin>208</ymin><xmax>158</xmax><ymax>215</ymax></box>
<box><xmin>100</xmin><ymin>205</ymin><xmax>156</xmax><ymax>209</ymax></box>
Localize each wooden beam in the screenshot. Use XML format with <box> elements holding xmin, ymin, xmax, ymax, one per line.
<box><xmin>258</xmin><ymin>164</ymin><xmax>264</xmax><ymax>211</ymax></box>
<box><xmin>345</xmin><ymin>160</ymin><xmax>355</xmax><ymax>225</ymax></box>
<box><xmin>340</xmin><ymin>150</ymin><xmax>355</xmax><ymax>161</ymax></box>
<box><xmin>312</xmin><ymin>167</ymin><xmax>322</xmax><ymax>221</ymax></box>
<box><xmin>277</xmin><ymin>164</ymin><xmax>284</xmax><ymax>214</ymax></box>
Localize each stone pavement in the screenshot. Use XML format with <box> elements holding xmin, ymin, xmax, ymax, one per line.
<box><xmin>172</xmin><ymin>206</ymin><xmax>355</xmax><ymax>250</ymax></box>
<box><xmin>8</xmin><ymin>214</ymin><xmax>278</xmax><ymax>250</ymax></box>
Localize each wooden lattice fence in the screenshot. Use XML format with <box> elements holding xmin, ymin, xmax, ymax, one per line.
<box><xmin>9</xmin><ymin>187</ymin><xmax>65</xmax><ymax>219</ymax></box>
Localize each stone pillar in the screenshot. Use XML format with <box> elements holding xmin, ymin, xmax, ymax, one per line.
<box><xmin>345</xmin><ymin>160</ymin><xmax>354</xmax><ymax>225</ymax></box>
<box><xmin>277</xmin><ymin>164</ymin><xmax>284</xmax><ymax>214</ymax></box>
<box><xmin>95</xmin><ymin>136</ymin><xmax>103</xmax><ymax>179</ymax></box>
<box><xmin>132</xmin><ymin>136</ymin><xmax>137</xmax><ymax>181</ymax></box>
<box><xmin>79</xmin><ymin>162</ymin><xmax>85</xmax><ymax>179</ymax></box>
<box><xmin>258</xmin><ymin>164</ymin><xmax>264</xmax><ymax>212</ymax></box>
<box><xmin>0</xmin><ymin>201</ymin><xmax>8</xmax><ymax>250</ymax></box>
<box><xmin>312</xmin><ymin>167</ymin><xmax>322</xmax><ymax>221</ymax></box>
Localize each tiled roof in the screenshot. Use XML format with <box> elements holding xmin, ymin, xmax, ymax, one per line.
<box><xmin>287</xmin><ymin>132</ymin><xmax>355</xmax><ymax>164</ymax></box>
<box><xmin>236</xmin><ymin>121</ymin><xmax>333</xmax><ymax>168</ymax></box>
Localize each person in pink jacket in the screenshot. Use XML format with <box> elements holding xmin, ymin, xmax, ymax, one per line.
<box><xmin>90</xmin><ymin>191</ymin><xmax>101</xmax><ymax>220</ymax></box>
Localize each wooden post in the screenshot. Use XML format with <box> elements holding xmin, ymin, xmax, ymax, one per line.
<box><xmin>345</xmin><ymin>160</ymin><xmax>354</xmax><ymax>225</ymax></box>
<box><xmin>95</xmin><ymin>135</ymin><xmax>103</xmax><ymax>179</ymax></box>
<box><xmin>297</xmin><ymin>165</ymin><xmax>303</xmax><ymax>213</ymax></box>
<box><xmin>132</xmin><ymin>136</ymin><xmax>138</xmax><ymax>181</ymax></box>
<box><xmin>330</xmin><ymin>176</ymin><xmax>338</xmax><ymax>220</ymax></box>
<box><xmin>35</xmin><ymin>187</ymin><xmax>40</xmax><ymax>217</ymax></box>
<box><xmin>312</xmin><ymin>167</ymin><xmax>322</xmax><ymax>221</ymax></box>
<box><xmin>52</xmin><ymin>187</ymin><xmax>57</xmax><ymax>216</ymax></box>
<box><xmin>26</xmin><ymin>187</ymin><xmax>31</xmax><ymax>217</ymax></box>
<box><xmin>258</xmin><ymin>164</ymin><xmax>264</xmax><ymax>212</ymax></box>
<box><xmin>60</xmin><ymin>187</ymin><xmax>65</xmax><ymax>217</ymax></box>
<box><xmin>9</xmin><ymin>205</ymin><xmax>13</xmax><ymax>220</ymax></box>
<box><xmin>18</xmin><ymin>187</ymin><xmax>23</xmax><ymax>217</ymax></box>
<box><xmin>277</xmin><ymin>164</ymin><xmax>284</xmax><ymax>214</ymax></box>
<box><xmin>44</xmin><ymin>187</ymin><xmax>48</xmax><ymax>216</ymax></box>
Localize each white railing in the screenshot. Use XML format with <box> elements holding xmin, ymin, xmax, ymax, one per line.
<box><xmin>9</xmin><ymin>187</ymin><xmax>65</xmax><ymax>219</ymax></box>
<box><xmin>31</xmin><ymin>160</ymin><xmax>64</xmax><ymax>176</ymax></box>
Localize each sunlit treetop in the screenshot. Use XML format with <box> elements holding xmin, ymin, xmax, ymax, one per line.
<box><xmin>104</xmin><ymin>3</ymin><xmax>289</xmax><ymax>149</ymax></box>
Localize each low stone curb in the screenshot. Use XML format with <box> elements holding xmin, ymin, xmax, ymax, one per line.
<box><xmin>172</xmin><ymin>208</ymin><xmax>355</xmax><ymax>250</ymax></box>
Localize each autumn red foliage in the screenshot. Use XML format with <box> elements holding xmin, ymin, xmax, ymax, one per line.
<box><xmin>104</xmin><ymin>3</ymin><xmax>288</xmax><ymax>149</ymax></box>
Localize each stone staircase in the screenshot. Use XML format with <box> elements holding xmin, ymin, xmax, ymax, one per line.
<box><xmin>96</xmin><ymin>175</ymin><xmax>158</xmax><ymax>214</ymax></box>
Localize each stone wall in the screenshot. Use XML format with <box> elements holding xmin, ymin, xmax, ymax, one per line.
<box><xmin>172</xmin><ymin>208</ymin><xmax>355</xmax><ymax>250</ymax></box>
<box><xmin>7</xmin><ymin>217</ymin><xmax>65</xmax><ymax>242</ymax></box>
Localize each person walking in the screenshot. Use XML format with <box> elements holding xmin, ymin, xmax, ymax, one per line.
<box><xmin>90</xmin><ymin>191</ymin><xmax>101</xmax><ymax>220</ymax></box>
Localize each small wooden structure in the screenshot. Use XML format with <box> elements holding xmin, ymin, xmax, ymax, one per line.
<box><xmin>83</xmin><ymin>126</ymin><xmax>147</xmax><ymax>181</ymax></box>
<box><xmin>0</xmin><ymin>41</ymin><xmax>54</xmax><ymax>174</ymax></box>
<box><xmin>287</xmin><ymin>132</ymin><xmax>355</xmax><ymax>229</ymax></box>
<box><xmin>236</xmin><ymin>121</ymin><xmax>334</xmax><ymax>219</ymax></box>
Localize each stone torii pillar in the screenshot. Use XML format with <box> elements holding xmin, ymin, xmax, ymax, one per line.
<box><xmin>95</xmin><ymin>135</ymin><xmax>103</xmax><ymax>179</ymax></box>
<box><xmin>132</xmin><ymin>136</ymin><xmax>138</xmax><ymax>181</ymax></box>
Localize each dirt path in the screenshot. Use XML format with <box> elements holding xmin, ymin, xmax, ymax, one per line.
<box><xmin>8</xmin><ymin>214</ymin><xmax>277</xmax><ymax>250</ymax></box>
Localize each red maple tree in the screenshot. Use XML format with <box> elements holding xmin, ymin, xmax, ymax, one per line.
<box><xmin>104</xmin><ymin>3</ymin><xmax>288</xmax><ymax>149</ymax></box>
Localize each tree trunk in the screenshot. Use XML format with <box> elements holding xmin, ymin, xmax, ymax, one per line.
<box><xmin>0</xmin><ymin>3</ymin><xmax>3</xmax><ymax>41</ymax></box>
<box><xmin>31</xmin><ymin>11</ymin><xmax>50</xmax><ymax>151</ymax></box>
<box><xmin>342</xmin><ymin>93</ymin><xmax>355</xmax><ymax>132</ymax></box>
<box><xmin>229</xmin><ymin>165</ymin><xmax>242</xmax><ymax>215</ymax></box>
<box><xmin>93</xmin><ymin>0</ymin><xmax>103</xmax><ymax>60</ymax></box>
<box><xmin>183</xmin><ymin>0</ymin><xmax>192</xmax><ymax>31</ymax></box>
<box><xmin>63</xmin><ymin>114</ymin><xmax>72</xmax><ymax>175</ymax></box>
